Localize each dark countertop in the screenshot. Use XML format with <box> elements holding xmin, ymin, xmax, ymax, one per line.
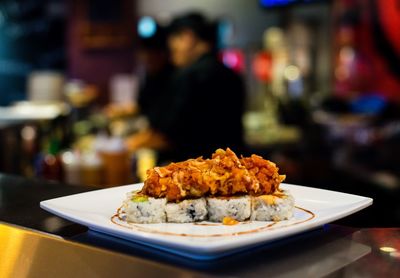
<box><xmin>0</xmin><ymin>173</ymin><xmax>94</xmax><ymax>236</ymax></box>
<box><xmin>0</xmin><ymin>173</ymin><xmax>399</xmax><ymax>277</ymax></box>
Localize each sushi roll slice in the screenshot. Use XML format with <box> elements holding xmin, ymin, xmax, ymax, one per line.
<box><xmin>124</xmin><ymin>192</ymin><xmax>167</xmax><ymax>223</ymax></box>
<box><xmin>250</xmin><ymin>190</ymin><xmax>294</xmax><ymax>221</ymax></box>
<box><xmin>165</xmin><ymin>198</ymin><xmax>208</xmax><ymax>223</ymax></box>
<box><xmin>207</xmin><ymin>196</ymin><xmax>251</xmax><ymax>222</ymax></box>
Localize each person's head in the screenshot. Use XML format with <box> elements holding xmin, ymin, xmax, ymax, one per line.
<box><xmin>167</xmin><ymin>13</ymin><xmax>216</xmax><ymax>68</ymax></box>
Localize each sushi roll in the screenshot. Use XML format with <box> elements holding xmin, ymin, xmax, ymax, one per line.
<box><xmin>165</xmin><ymin>198</ymin><xmax>207</xmax><ymax>223</ymax></box>
<box><xmin>250</xmin><ymin>190</ymin><xmax>294</xmax><ymax>221</ymax></box>
<box><xmin>207</xmin><ymin>196</ymin><xmax>251</xmax><ymax>222</ymax></box>
<box><xmin>124</xmin><ymin>191</ymin><xmax>167</xmax><ymax>223</ymax></box>
<box><xmin>120</xmin><ymin>148</ymin><xmax>294</xmax><ymax>224</ymax></box>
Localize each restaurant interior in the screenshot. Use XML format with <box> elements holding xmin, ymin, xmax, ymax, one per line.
<box><xmin>0</xmin><ymin>0</ymin><xmax>399</xmax><ymax>231</ymax></box>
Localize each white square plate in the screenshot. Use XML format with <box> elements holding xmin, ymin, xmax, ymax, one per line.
<box><xmin>40</xmin><ymin>183</ymin><xmax>372</xmax><ymax>260</ymax></box>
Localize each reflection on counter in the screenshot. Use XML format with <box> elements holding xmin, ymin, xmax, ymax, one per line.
<box><xmin>0</xmin><ymin>223</ymin><xmax>187</xmax><ymax>278</ymax></box>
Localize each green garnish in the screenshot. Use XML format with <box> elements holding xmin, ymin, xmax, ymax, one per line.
<box><xmin>131</xmin><ymin>195</ymin><xmax>148</xmax><ymax>202</ymax></box>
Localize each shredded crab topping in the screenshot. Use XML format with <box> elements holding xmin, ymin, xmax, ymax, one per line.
<box><xmin>141</xmin><ymin>148</ymin><xmax>286</xmax><ymax>202</ymax></box>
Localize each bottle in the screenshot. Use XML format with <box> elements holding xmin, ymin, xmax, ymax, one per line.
<box><xmin>136</xmin><ymin>148</ymin><xmax>156</xmax><ymax>182</ymax></box>
<box><xmin>81</xmin><ymin>152</ymin><xmax>103</xmax><ymax>186</ymax></box>
<box><xmin>98</xmin><ymin>137</ymin><xmax>130</xmax><ymax>186</ymax></box>
<box><xmin>61</xmin><ymin>150</ymin><xmax>81</xmax><ymax>185</ymax></box>
<box><xmin>41</xmin><ymin>137</ymin><xmax>63</xmax><ymax>181</ymax></box>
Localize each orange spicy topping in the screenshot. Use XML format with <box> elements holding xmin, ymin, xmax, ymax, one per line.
<box><xmin>141</xmin><ymin>148</ymin><xmax>286</xmax><ymax>202</ymax></box>
<box><xmin>222</xmin><ymin>216</ymin><xmax>239</xmax><ymax>226</ymax></box>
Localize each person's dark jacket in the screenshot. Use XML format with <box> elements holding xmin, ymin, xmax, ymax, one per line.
<box><xmin>152</xmin><ymin>53</ymin><xmax>245</xmax><ymax>161</ymax></box>
<box><xmin>138</xmin><ymin>65</ymin><xmax>173</xmax><ymax>124</ymax></box>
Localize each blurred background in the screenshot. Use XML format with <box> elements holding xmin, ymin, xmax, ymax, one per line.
<box><xmin>0</xmin><ymin>0</ymin><xmax>399</xmax><ymax>226</ymax></box>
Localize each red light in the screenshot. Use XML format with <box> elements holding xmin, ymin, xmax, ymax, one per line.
<box><xmin>252</xmin><ymin>52</ymin><xmax>272</xmax><ymax>83</ymax></box>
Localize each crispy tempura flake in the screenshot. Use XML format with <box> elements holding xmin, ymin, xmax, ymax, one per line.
<box><xmin>141</xmin><ymin>148</ymin><xmax>285</xmax><ymax>202</ymax></box>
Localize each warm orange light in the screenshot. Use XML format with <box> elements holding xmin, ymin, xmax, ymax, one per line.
<box><xmin>380</xmin><ymin>246</ymin><xmax>397</xmax><ymax>253</ymax></box>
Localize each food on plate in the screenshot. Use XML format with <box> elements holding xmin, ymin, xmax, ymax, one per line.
<box><xmin>222</xmin><ymin>216</ymin><xmax>239</xmax><ymax>226</ymax></box>
<box><xmin>123</xmin><ymin>191</ymin><xmax>167</xmax><ymax>224</ymax></box>
<box><xmin>207</xmin><ymin>196</ymin><xmax>251</xmax><ymax>222</ymax></box>
<box><xmin>122</xmin><ymin>148</ymin><xmax>293</xmax><ymax>223</ymax></box>
<box><xmin>165</xmin><ymin>198</ymin><xmax>208</xmax><ymax>223</ymax></box>
<box><xmin>250</xmin><ymin>190</ymin><xmax>294</xmax><ymax>221</ymax></box>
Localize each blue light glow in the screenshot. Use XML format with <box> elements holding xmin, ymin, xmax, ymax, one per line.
<box><xmin>217</xmin><ymin>19</ymin><xmax>234</xmax><ymax>49</ymax></box>
<box><xmin>138</xmin><ymin>16</ymin><xmax>157</xmax><ymax>38</ymax></box>
<box><xmin>260</xmin><ymin>0</ymin><xmax>314</xmax><ymax>8</ymax></box>
<box><xmin>350</xmin><ymin>95</ymin><xmax>387</xmax><ymax>115</ymax></box>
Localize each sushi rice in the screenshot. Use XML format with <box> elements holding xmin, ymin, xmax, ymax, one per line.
<box><xmin>124</xmin><ymin>190</ymin><xmax>295</xmax><ymax>223</ymax></box>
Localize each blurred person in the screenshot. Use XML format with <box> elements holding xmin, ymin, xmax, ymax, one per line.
<box><xmin>136</xmin><ymin>24</ymin><xmax>174</xmax><ymax>123</ymax></box>
<box><xmin>126</xmin><ymin>12</ymin><xmax>245</xmax><ymax>161</ymax></box>
<box><xmin>105</xmin><ymin>23</ymin><xmax>173</xmax><ymax>120</ymax></box>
